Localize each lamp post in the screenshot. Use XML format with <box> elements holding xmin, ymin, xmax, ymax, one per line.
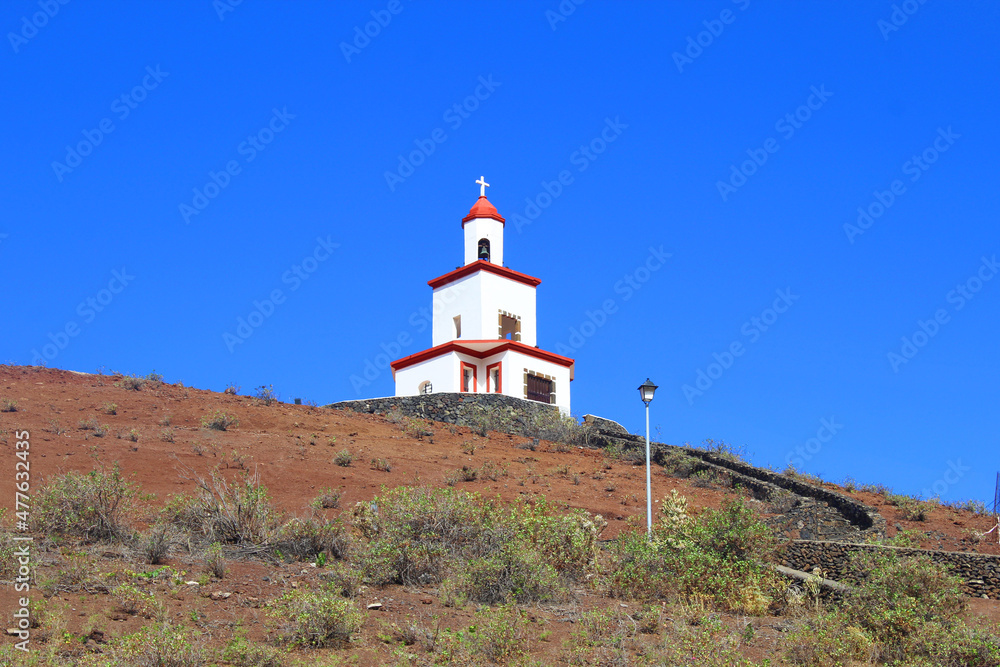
<box><xmin>638</xmin><ymin>378</ymin><xmax>658</xmax><ymax>538</ymax></box>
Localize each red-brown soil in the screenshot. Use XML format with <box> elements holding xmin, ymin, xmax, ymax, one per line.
<box><xmin>0</xmin><ymin>365</ymin><xmax>998</xmax><ymax>663</ymax></box>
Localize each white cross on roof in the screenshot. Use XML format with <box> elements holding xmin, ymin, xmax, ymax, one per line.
<box><xmin>475</xmin><ymin>176</ymin><xmax>490</xmax><ymax>197</ymax></box>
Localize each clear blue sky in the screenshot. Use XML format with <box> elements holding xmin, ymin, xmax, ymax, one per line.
<box><xmin>4</xmin><ymin>1</ymin><xmax>998</xmax><ymax>503</ymax></box>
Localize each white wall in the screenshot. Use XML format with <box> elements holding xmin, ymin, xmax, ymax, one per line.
<box><xmin>394</xmin><ymin>354</ymin><xmax>458</xmax><ymax>396</ymax></box>
<box><xmin>431</xmin><ymin>273</ymin><xmax>482</xmax><ymax>346</ymax></box>
<box><xmin>462</xmin><ymin>217</ymin><xmax>504</xmax><ymax>266</ymax></box>
<box><xmin>479</xmin><ymin>272</ymin><xmax>537</xmax><ymax>346</ymax></box>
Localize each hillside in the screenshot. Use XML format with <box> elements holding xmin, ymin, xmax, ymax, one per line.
<box><xmin>1</xmin><ymin>364</ymin><xmax>998</xmax><ymax>666</ymax></box>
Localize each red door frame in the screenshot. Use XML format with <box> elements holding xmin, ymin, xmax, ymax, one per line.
<box><xmin>486</xmin><ymin>361</ymin><xmax>502</xmax><ymax>393</ymax></box>
<box><xmin>460</xmin><ymin>362</ymin><xmax>477</xmax><ymax>393</ymax></box>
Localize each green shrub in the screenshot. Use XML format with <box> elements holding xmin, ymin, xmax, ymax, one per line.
<box><xmin>604</xmin><ymin>495</ymin><xmax>780</xmax><ymax>614</ymax></box>
<box><xmin>785</xmin><ymin>550</ymin><xmax>1000</xmax><ymax>666</ymax></box>
<box><xmin>310</xmin><ymin>487</ymin><xmax>341</xmax><ymax>510</ymax></box>
<box><xmin>468</xmin><ymin>604</ymin><xmax>529</xmax><ymax>665</ymax></box>
<box><xmin>201</xmin><ymin>410</ymin><xmax>239</xmax><ymax>431</ymax></box>
<box><xmin>185</xmin><ymin>472</ymin><xmax>281</xmax><ymax>544</ymax></box>
<box><xmin>334</xmin><ymin>449</ymin><xmax>353</xmax><ymax>466</ymax></box>
<box><xmin>272</xmin><ymin>516</ymin><xmax>349</xmax><ymax>561</ymax></box>
<box><xmin>253</xmin><ymin>384</ymin><xmax>278</xmax><ymax>405</ymax></box>
<box><xmin>269</xmin><ymin>589</ymin><xmax>362</xmax><ymax>647</ymax></box>
<box><xmin>459</xmin><ymin>542</ymin><xmax>560</xmax><ymax>604</ymax></box>
<box><xmin>370</xmin><ymin>457</ymin><xmax>392</xmax><ymax>472</ymax></box>
<box><xmin>0</xmin><ymin>398</ymin><xmax>17</xmax><ymax>412</ymax></box>
<box><xmin>32</xmin><ymin>465</ymin><xmax>137</xmax><ymax>542</ymax></box>
<box><xmin>205</xmin><ymin>542</ymin><xmax>226</xmax><ymax>579</ymax></box>
<box><xmin>221</xmin><ymin>630</ymin><xmax>285</xmax><ymax>666</ymax></box>
<box><xmin>113</xmin><ymin>583</ymin><xmax>159</xmax><ymax>618</ymax></box>
<box><xmin>77</xmin><ymin>622</ymin><xmax>205</xmax><ymax>666</ymax></box>
<box><xmin>138</xmin><ymin>523</ymin><xmax>175</xmax><ymax>564</ymax></box>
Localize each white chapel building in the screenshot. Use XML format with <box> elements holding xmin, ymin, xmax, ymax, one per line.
<box><xmin>390</xmin><ymin>178</ymin><xmax>574</xmax><ymax>412</ymax></box>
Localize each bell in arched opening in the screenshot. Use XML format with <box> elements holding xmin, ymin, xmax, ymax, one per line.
<box><xmin>478</xmin><ymin>238</ymin><xmax>491</xmax><ymax>262</ymax></box>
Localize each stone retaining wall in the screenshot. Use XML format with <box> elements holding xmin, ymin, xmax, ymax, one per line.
<box><xmin>784</xmin><ymin>540</ymin><xmax>1000</xmax><ymax>598</ymax></box>
<box><xmin>326</xmin><ymin>393</ymin><xmax>560</xmax><ymax>437</ymax></box>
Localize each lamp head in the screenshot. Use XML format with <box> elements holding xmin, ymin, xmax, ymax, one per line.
<box><xmin>638</xmin><ymin>378</ymin><xmax>658</xmax><ymax>405</ymax></box>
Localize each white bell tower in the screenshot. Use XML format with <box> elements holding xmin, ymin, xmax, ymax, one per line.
<box><xmin>462</xmin><ymin>176</ymin><xmax>504</xmax><ymax>266</ymax></box>
<box><xmin>391</xmin><ymin>177</ymin><xmax>574</xmax><ymax>412</ymax></box>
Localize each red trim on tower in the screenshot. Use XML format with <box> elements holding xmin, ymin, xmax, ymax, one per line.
<box><xmin>391</xmin><ymin>339</ymin><xmax>574</xmax><ymax>372</ymax></box>
<box><xmin>428</xmin><ymin>260</ymin><xmax>541</xmax><ymax>289</ymax></box>
<box><xmin>462</xmin><ymin>196</ymin><xmax>505</xmax><ymax>224</ymax></box>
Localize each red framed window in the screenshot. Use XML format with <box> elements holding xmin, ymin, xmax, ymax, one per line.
<box><xmin>460</xmin><ymin>362</ymin><xmax>477</xmax><ymax>393</ymax></box>
<box><xmin>486</xmin><ymin>362</ymin><xmax>502</xmax><ymax>393</ymax></box>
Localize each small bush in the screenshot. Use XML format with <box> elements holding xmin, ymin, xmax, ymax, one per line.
<box><xmin>604</xmin><ymin>495</ymin><xmax>780</xmax><ymax>614</ymax></box>
<box><xmin>269</xmin><ymin>589</ymin><xmax>362</xmax><ymax>647</ymax></box>
<box><xmin>161</xmin><ymin>428</ymin><xmax>174</xmax><ymax>443</ymax></box>
<box><xmin>253</xmin><ymin>384</ymin><xmax>278</xmax><ymax>406</ymax></box>
<box><xmin>469</xmin><ymin>604</ymin><xmax>529</xmax><ymax>664</ymax></box>
<box><xmin>0</xmin><ymin>398</ymin><xmax>17</xmax><ymax>412</ymax></box>
<box><xmin>114</xmin><ymin>583</ymin><xmax>159</xmax><ymax>617</ymax></box>
<box><xmin>205</xmin><ymin>542</ymin><xmax>226</xmax><ymax>579</ymax></box>
<box><xmin>660</xmin><ymin>449</ymin><xmax>700</xmax><ymax>477</ymax></box>
<box><xmin>458</xmin><ymin>542</ymin><xmax>560</xmax><ymax>604</ymax></box>
<box><xmin>272</xmin><ymin>517</ymin><xmax>349</xmax><ymax>561</ymax></box>
<box><xmin>138</xmin><ymin>523</ymin><xmax>175</xmax><ymax>564</ymax></box>
<box><xmin>32</xmin><ymin>465</ymin><xmax>137</xmax><ymax>542</ymax></box>
<box><xmin>184</xmin><ymin>471</ymin><xmax>281</xmax><ymax>545</ymax></box>
<box><xmin>224</xmin><ymin>383</ymin><xmax>240</xmax><ymax>395</ymax></box>
<box><xmin>201</xmin><ymin>410</ymin><xmax>239</xmax><ymax>431</ymax></box>
<box><xmin>311</xmin><ymin>487</ymin><xmax>341</xmax><ymax>510</ymax></box>
<box><xmin>114</xmin><ymin>374</ymin><xmax>146</xmax><ymax>391</ymax></box>
<box><xmin>334</xmin><ymin>450</ymin><xmax>353</xmax><ymax>467</ymax></box>
<box><xmin>370</xmin><ymin>457</ymin><xmax>392</xmax><ymax>472</ymax></box>
<box><xmin>222</xmin><ymin>630</ymin><xmax>285</xmax><ymax>667</ymax></box>
<box><xmin>101</xmin><ymin>401</ymin><xmax>118</xmax><ymax>415</ymax></box>
<box><xmin>85</xmin><ymin>622</ymin><xmax>205</xmax><ymax>666</ymax></box>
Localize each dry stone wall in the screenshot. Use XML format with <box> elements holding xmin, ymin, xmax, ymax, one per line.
<box><xmin>784</xmin><ymin>540</ymin><xmax>1000</xmax><ymax>598</ymax></box>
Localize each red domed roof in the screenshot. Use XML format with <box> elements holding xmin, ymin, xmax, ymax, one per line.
<box><xmin>462</xmin><ymin>196</ymin><xmax>505</xmax><ymax>225</ymax></box>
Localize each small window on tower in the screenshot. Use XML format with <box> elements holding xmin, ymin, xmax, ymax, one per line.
<box><xmin>419</xmin><ymin>381</ymin><xmax>433</xmax><ymax>395</ymax></box>
<box><xmin>499</xmin><ymin>313</ymin><xmax>520</xmax><ymax>341</ymax></box>
<box><xmin>454</xmin><ymin>315</ymin><xmax>462</xmax><ymax>338</ymax></box>
<box><xmin>478</xmin><ymin>238</ymin><xmax>491</xmax><ymax>262</ymax></box>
